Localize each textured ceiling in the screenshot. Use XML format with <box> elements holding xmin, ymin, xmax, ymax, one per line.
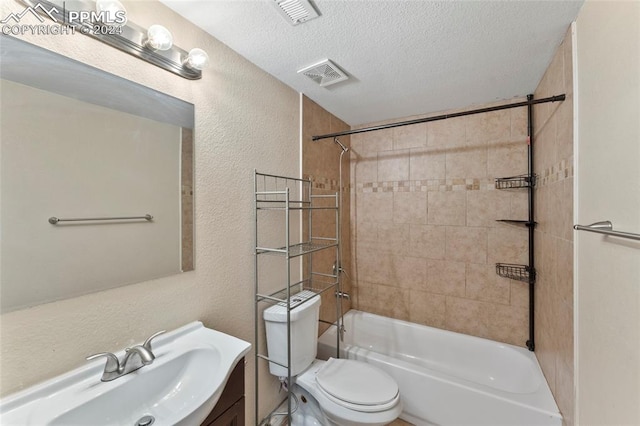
<box><xmin>160</xmin><ymin>0</ymin><xmax>583</xmax><ymax>125</ymax></box>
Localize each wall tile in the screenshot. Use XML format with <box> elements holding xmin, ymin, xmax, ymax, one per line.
<box><xmin>378</xmin><ymin>149</ymin><xmax>410</xmax><ymax>181</ymax></box>
<box><xmin>487</xmin><ymin>227</ymin><xmax>528</xmax><ymax>265</ymax></box>
<box><xmin>427</xmin><ymin>116</ymin><xmax>466</xmax><ymax>148</ymax></box>
<box><xmin>409</xmin><ymin>148</ymin><xmax>446</xmax><ymax>180</ymax></box>
<box><xmin>393</xmin><ymin>191</ymin><xmax>427</xmax><ymax>224</ymax></box>
<box><xmin>487</xmin><ymin>143</ymin><xmax>528</xmax><ymax>178</ymax></box>
<box><xmin>351</xmin><ymin>154</ymin><xmax>377</xmax><ymax>183</ymax></box>
<box><xmin>466</xmin><ymin>109</ymin><xmax>511</xmax><ymax>144</ymax></box>
<box><xmin>446</xmin><ymin>147</ymin><xmax>487</xmax><ymax>179</ymax></box>
<box><xmin>445</xmin><ymin>296</ymin><xmax>491</xmax><ymax>338</ymax></box>
<box><xmin>409</xmin><ymin>290</ymin><xmax>446</xmax><ymax>328</ymax></box>
<box><xmin>355</xmin><ymin>192</ymin><xmax>393</xmax><ymax>223</ymax></box>
<box><xmin>426</xmin><ymin>259</ymin><xmax>466</xmax><ymax>297</ymax></box>
<box><xmin>428</xmin><ymin>191</ymin><xmax>466</xmax><ymax>226</ymax></box>
<box><xmin>446</xmin><ymin>226</ymin><xmax>488</xmax><ymax>263</ymax></box>
<box><xmin>409</xmin><ymin>224</ymin><xmax>446</xmax><ymax>260</ymax></box>
<box><xmin>391</xmin><ymin>255</ymin><xmax>427</xmax><ymax>290</ymax></box>
<box><xmin>488</xmin><ymin>303</ymin><xmax>529</xmax><ymax>346</ymax></box>
<box><xmin>465</xmin><ymin>263</ymin><xmax>510</xmax><ymax>305</ymax></box>
<box><xmin>356</xmin><ymin>249</ymin><xmax>391</xmax><ymax>284</ymax></box>
<box><xmin>466</xmin><ymin>190</ymin><xmax>511</xmax><ymax>227</ymax></box>
<box><xmin>393</xmin><ymin>122</ymin><xmax>427</xmax><ymax>150</ymax></box>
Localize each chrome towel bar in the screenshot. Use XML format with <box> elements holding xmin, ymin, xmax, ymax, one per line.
<box><xmin>48</xmin><ymin>214</ymin><xmax>153</xmax><ymax>225</ymax></box>
<box><xmin>573</xmin><ymin>221</ymin><xmax>640</xmax><ymax>241</ymax></box>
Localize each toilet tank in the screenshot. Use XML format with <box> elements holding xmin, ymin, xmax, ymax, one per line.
<box><xmin>263</xmin><ymin>290</ymin><xmax>321</xmax><ymax>377</ymax></box>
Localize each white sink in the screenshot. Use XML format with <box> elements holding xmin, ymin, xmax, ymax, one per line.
<box><xmin>0</xmin><ymin>322</ymin><xmax>251</xmax><ymax>426</ymax></box>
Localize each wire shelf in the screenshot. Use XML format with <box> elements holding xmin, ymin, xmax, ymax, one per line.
<box><xmin>495</xmin><ymin>174</ymin><xmax>536</xmax><ymax>189</ymax></box>
<box><xmin>257</xmin><ymin>278</ymin><xmax>339</xmax><ymax>307</ymax></box>
<box><xmin>256</xmin><ymin>240</ymin><xmax>338</xmax><ymax>258</ymax></box>
<box><xmin>496</xmin><ymin>219</ymin><xmax>536</xmax><ymax>228</ymax></box>
<box><xmin>496</xmin><ymin>263</ymin><xmax>536</xmax><ymax>283</ymax></box>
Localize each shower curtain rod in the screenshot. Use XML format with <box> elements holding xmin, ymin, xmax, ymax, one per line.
<box><xmin>311</xmin><ymin>94</ymin><xmax>566</xmax><ymax>141</ymax></box>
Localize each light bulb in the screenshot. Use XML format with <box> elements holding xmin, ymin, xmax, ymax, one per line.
<box><xmin>95</xmin><ymin>0</ymin><xmax>127</xmax><ymax>25</ymax></box>
<box><xmin>185</xmin><ymin>48</ymin><xmax>210</xmax><ymax>70</ymax></box>
<box><xmin>146</xmin><ymin>25</ymin><xmax>173</xmax><ymax>51</ymax></box>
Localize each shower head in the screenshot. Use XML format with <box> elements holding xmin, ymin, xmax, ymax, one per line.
<box><xmin>333</xmin><ymin>137</ymin><xmax>349</xmax><ymax>153</ymax></box>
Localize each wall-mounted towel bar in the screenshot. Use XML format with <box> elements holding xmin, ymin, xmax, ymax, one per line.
<box><xmin>573</xmin><ymin>221</ymin><xmax>640</xmax><ymax>241</ymax></box>
<box><xmin>48</xmin><ymin>214</ymin><xmax>153</xmax><ymax>225</ymax></box>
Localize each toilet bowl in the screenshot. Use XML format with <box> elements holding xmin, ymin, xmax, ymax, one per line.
<box><xmin>263</xmin><ymin>291</ymin><xmax>402</xmax><ymax>426</ymax></box>
<box><xmin>296</xmin><ymin>358</ymin><xmax>402</xmax><ymax>426</ymax></box>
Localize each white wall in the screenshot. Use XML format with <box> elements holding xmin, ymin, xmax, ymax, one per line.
<box><xmin>1</xmin><ymin>80</ymin><xmax>181</xmax><ymax>311</ymax></box>
<box><xmin>575</xmin><ymin>1</ymin><xmax>640</xmax><ymax>424</ymax></box>
<box><xmin>0</xmin><ymin>0</ymin><xmax>300</xmax><ymax>420</ymax></box>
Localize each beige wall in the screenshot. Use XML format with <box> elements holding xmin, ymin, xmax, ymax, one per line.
<box><xmin>349</xmin><ymin>100</ymin><xmax>533</xmax><ymax>347</ymax></box>
<box><xmin>0</xmin><ymin>0</ymin><xmax>300</xmax><ymax>421</ymax></box>
<box><xmin>301</xmin><ymin>96</ymin><xmax>352</xmax><ymax>333</ymax></box>
<box><xmin>532</xmin><ymin>27</ymin><xmax>575</xmax><ymax>426</ymax></box>
<box><xmin>575</xmin><ymin>2</ymin><xmax>640</xmax><ymax>424</ymax></box>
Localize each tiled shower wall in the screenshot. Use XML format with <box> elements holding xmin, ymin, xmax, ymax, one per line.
<box><xmin>302</xmin><ymin>96</ymin><xmax>352</xmax><ymax>332</ymax></box>
<box><xmin>533</xmin><ymin>28</ymin><xmax>574</xmax><ymax>426</ymax></box>
<box><xmin>349</xmin><ymin>101</ymin><xmax>533</xmax><ymax>346</ymax></box>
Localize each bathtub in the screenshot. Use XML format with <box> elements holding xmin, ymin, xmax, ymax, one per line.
<box><xmin>317</xmin><ymin>310</ymin><xmax>562</xmax><ymax>426</ymax></box>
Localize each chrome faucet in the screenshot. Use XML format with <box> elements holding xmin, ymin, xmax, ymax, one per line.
<box><xmin>86</xmin><ymin>330</ymin><xmax>165</xmax><ymax>382</ymax></box>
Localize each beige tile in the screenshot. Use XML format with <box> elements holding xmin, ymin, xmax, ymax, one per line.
<box><xmin>466</xmin><ymin>109</ymin><xmax>511</xmax><ymax>144</ymax></box>
<box><xmin>487</xmin><ymin>227</ymin><xmax>528</xmax><ymax>265</ymax></box>
<box><xmin>535</xmin><ymin>328</ymin><xmax>557</xmax><ymax>393</ymax></box>
<box><xmin>555</xmin><ymin>238</ymin><xmax>573</xmax><ymax>307</ymax></box>
<box><xmin>393</xmin><ymin>191</ymin><xmax>427</xmax><ymax>224</ymax></box>
<box><xmin>351</xmin><ymin>128</ymin><xmax>393</xmax><ymax>156</ymax></box>
<box><xmin>534</xmin><ymin>109</ymin><xmax>558</xmax><ymax>173</ymax></box>
<box><xmin>356</xmin><ymin>281</ymin><xmax>379</xmax><ymax>312</ymax></box>
<box><xmin>352</xmin><ymin>221</ymin><xmax>377</xmax><ymax>245</ymax></box>
<box><xmin>427</xmin><ymin>116</ymin><xmax>466</xmax><ymax>148</ymax></box>
<box><xmin>563</xmin><ymin>27</ymin><xmax>574</xmax><ymax>97</ymax></box>
<box><xmin>510</xmin><ymin>192</ymin><xmax>529</xmax><ymax>219</ymax></box>
<box><xmin>393</xmin><ymin>122</ymin><xmax>427</xmax><ymax>150</ymax></box>
<box><xmin>409</xmin><ymin>290</ymin><xmax>446</xmax><ymax>329</ymax></box>
<box><xmin>445</xmin><ymin>226</ymin><xmax>487</xmax><ymax>263</ymax></box>
<box><xmin>376</xmin><ymin>284</ymin><xmax>410</xmax><ymax>321</ymax></box>
<box><xmin>556</xmin><ymin>300</ymin><xmax>574</xmax><ymax>369</ymax></box>
<box><xmin>466</xmin><ymin>190</ymin><xmax>511</xmax><ymax>227</ymax></box>
<box><xmin>391</xmin><ymin>255</ymin><xmax>427</xmax><ymax>290</ymax></box>
<box><xmin>377</xmin><ymin>223</ymin><xmax>410</xmax><ymax>255</ymax></box>
<box><xmin>356</xmin><ymin>249</ymin><xmax>391</xmax><ymax>284</ymax></box>
<box><xmin>427</xmin><ymin>191</ymin><xmax>466</xmax><ymax>226</ymax></box>
<box><xmin>409</xmin><ymin>148</ymin><xmax>446</xmax><ymax>180</ymax></box>
<box><xmin>378</xmin><ymin>149</ymin><xmax>410</xmax><ymax>182</ymax></box>
<box><xmin>511</xmin><ymin>103</ymin><xmax>528</xmax><ymax>140</ymax></box>
<box><xmin>426</xmin><ymin>259</ymin><xmax>465</xmax><ymax>297</ymax></box>
<box><xmin>355</xmin><ymin>192</ymin><xmax>393</xmax><ymax>223</ymax></box>
<box><xmin>445</xmin><ymin>147</ymin><xmax>487</xmax><ymax>179</ymax></box>
<box><xmin>465</xmin><ymin>263</ymin><xmax>510</xmax><ymax>305</ymax></box>
<box><xmin>560</xmin><ymin>178</ymin><xmax>573</xmax><ymax>241</ymax></box>
<box><xmin>445</xmin><ymin>296</ymin><xmax>491</xmax><ymax>338</ymax></box>
<box><xmin>487</xmin><ymin>303</ymin><xmax>528</xmax><ymax>346</ymax></box>
<box><xmin>510</xmin><ymin>280</ymin><xmax>529</xmax><ymax>307</ymax></box>
<box><xmin>351</xmin><ymin>154</ymin><xmax>377</xmax><ymax>183</ymax></box>
<box><xmin>556</xmin><ymin>96</ymin><xmax>573</xmax><ymax>162</ymax></box>
<box><xmin>409</xmin><ymin>224</ymin><xmax>446</xmax><ymax>260</ymax></box>
<box><xmin>487</xmin><ymin>142</ymin><xmax>528</xmax><ymax>178</ymax></box>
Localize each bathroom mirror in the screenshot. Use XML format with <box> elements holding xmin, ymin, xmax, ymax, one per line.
<box><xmin>0</xmin><ymin>36</ymin><xmax>195</xmax><ymax>312</ymax></box>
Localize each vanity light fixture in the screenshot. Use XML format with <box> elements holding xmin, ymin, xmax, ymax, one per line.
<box><xmin>17</xmin><ymin>0</ymin><xmax>209</xmax><ymax>80</ymax></box>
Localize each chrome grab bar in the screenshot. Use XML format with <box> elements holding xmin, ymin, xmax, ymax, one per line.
<box><xmin>573</xmin><ymin>221</ymin><xmax>640</xmax><ymax>241</ymax></box>
<box><xmin>48</xmin><ymin>214</ymin><xmax>153</xmax><ymax>224</ymax></box>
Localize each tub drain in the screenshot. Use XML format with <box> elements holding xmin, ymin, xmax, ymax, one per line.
<box><xmin>135</xmin><ymin>415</ymin><xmax>155</xmax><ymax>426</ymax></box>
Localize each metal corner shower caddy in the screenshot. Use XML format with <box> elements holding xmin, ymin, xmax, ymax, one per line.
<box><xmin>253</xmin><ymin>171</ymin><xmax>342</xmax><ymax>425</ymax></box>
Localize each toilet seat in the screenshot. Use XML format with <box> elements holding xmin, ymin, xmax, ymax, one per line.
<box><xmin>315</xmin><ymin>358</ymin><xmax>399</xmax><ymax>412</ymax></box>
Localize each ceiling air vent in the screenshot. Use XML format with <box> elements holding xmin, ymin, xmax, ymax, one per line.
<box><xmin>272</xmin><ymin>0</ymin><xmax>320</xmax><ymax>26</ymax></box>
<box><xmin>298</xmin><ymin>59</ymin><xmax>349</xmax><ymax>87</ymax></box>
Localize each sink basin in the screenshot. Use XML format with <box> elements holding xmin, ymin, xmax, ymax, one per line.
<box><xmin>0</xmin><ymin>322</ymin><xmax>251</xmax><ymax>426</ymax></box>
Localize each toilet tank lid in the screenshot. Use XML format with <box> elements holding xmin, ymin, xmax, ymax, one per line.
<box><xmin>263</xmin><ymin>290</ymin><xmax>321</xmax><ymax>322</ymax></box>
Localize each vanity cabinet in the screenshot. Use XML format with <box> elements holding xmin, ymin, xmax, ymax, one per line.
<box><xmin>201</xmin><ymin>358</ymin><xmax>245</xmax><ymax>426</ymax></box>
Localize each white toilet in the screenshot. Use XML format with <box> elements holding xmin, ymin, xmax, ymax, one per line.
<box><xmin>264</xmin><ymin>291</ymin><xmax>402</xmax><ymax>426</ymax></box>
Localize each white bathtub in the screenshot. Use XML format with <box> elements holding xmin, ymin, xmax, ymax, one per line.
<box><xmin>317</xmin><ymin>310</ymin><xmax>562</xmax><ymax>426</ymax></box>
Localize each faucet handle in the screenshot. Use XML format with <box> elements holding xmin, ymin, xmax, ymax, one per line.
<box><xmin>86</xmin><ymin>352</ymin><xmax>120</xmax><ymax>373</ymax></box>
<box><xmin>143</xmin><ymin>330</ymin><xmax>166</xmax><ymax>352</ymax></box>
